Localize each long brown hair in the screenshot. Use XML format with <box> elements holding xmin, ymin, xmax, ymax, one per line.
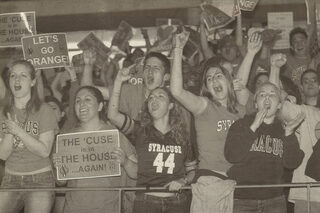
<box><xmin>200</xmin><ymin>57</ymin><xmax>238</xmax><ymax>114</ymax></box>
<box><xmin>3</xmin><ymin>60</ymin><xmax>41</xmax><ymax>117</ymax></box>
<box><xmin>140</xmin><ymin>87</ymin><xmax>189</xmax><ymax>146</ymax></box>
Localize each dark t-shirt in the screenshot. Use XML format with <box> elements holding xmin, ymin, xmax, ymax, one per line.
<box><xmin>134</xmin><ymin>124</ymin><xmax>195</xmax><ymax>187</ymax></box>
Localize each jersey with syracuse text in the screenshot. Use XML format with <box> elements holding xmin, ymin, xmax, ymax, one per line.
<box><xmin>0</xmin><ymin>103</ymin><xmax>58</xmax><ymax>172</ymax></box>
<box><xmin>195</xmin><ymin>98</ymin><xmax>245</xmax><ymax>173</ymax></box>
<box><xmin>135</xmin><ymin>125</ymin><xmax>194</xmax><ymax>187</ymax></box>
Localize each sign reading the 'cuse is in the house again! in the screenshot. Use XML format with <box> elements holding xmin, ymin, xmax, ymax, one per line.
<box><xmin>0</xmin><ymin>11</ymin><xmax>36</xmax><ymax>47</ymax></box>
<box><xmin>55</xmin><ymin>130</ymin><xmax>121</xmax><ymax>180</ymax></box>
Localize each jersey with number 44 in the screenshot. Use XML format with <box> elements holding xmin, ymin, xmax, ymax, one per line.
<box><xmin>135</xmin><ymin>125</ymin><xmax>194</xmax><ymax>187</ymax></box>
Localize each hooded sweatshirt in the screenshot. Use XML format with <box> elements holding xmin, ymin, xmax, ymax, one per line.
<box><xmin>224</xmin><ymin>114</ymin><xmax>304</xmax><ymax>199</ymax></box>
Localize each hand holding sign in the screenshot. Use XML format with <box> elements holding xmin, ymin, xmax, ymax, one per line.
<box><xmin>83</xmin><ymin>49</ymin><xmax>97</xmax><ymax>66</ymax></box>
<box><xmin>247</xmin><ymin>32</ymin><xmax>262</xmax><ymax>55</ymax></box>
<box><xmin>173</xmin><ymin>30</ymin><xmax>190</xmax><ymax>50</ymax></box>
<box><xmin>113</xmin><ymin>147</ymin><xmax>127</xmax><ymax>166</ymax></box>
<box><xmin>56</xmin><ymin>130</ymin><xmax>120</xmax><ymax>180</ymax></box>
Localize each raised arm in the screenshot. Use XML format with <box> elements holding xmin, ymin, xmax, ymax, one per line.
<box><xmin>199</xmin><ymin>12</ymin><xmax>215</xmax><ymax>60</ymax></box>
<box><xmin>236</xmin><ymin>32</ymin><xmax>262</xmax><ymax>86</ymax></box>
<box><xmin>269</xmin><ymin>53</ymin><xmax>288</xmax><ymax>101</ymax></box>
<box><xmin>81</xmin><ymin>49</ymin><xmax>110</xmax><ymax>100</ymax></box>
<box><xmin>99</xmin><ymin>60</ymin><xmax>109</xmax><ymax>86</ymax></box>
<box><xmin>141</xmin><ymin>28</ymin><xmax>152</xmax><ymax>52</ymax></box>
<box><xmin>107</xmin><ymin>65</ymin><xmax>135</xmax><ymax>134</ymax></box>
<box><xmin>171</xmin><ymin>31</ymin><xmax>207</xmax><ymax>115</ymax></box>
<box><xmin>235</xmin><ymin>32</ymin><xmax>262</xmax><ymax>105</ymax></box>
<box><xmin>36</xmin><ymin>70</ymin><xmax>45</xmax><ymax>102</ymax></box>
<box><xmin>81</xmin><ymin>49</ymin><xmax>96</xmax><ymax>86</ymax></box>
<box><xmin>235</xmin><ymin>14</ymin><xmax>243</xmax><ymax>48</ymax></box>
<box><xmin>50</xmin><ymin>70</ymin><xmax>63</xmax><ymax>101</ymax></box>
<box><xmin>61</xmin><ymin>66</ymin><xmax>79</xmax><ymax>132</ymax></box>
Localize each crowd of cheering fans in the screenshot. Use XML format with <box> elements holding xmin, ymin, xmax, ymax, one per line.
<box><xmin>1</xmin><ymin>1</ymin><xmax>320</xmax><ymax>213</ymax></box>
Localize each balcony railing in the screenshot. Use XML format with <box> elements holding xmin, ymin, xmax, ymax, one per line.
<box><xmin>1</xmin><ymin>182</ymin><xmax>319</xmax><ymax>213</ymax></box>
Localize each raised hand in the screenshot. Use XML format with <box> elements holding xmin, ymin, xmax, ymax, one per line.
<box><xmin>233</xmin><ymin>79</ymin><xmax>245</xmax><ymax>91</ymax></box>
<box><xmin>65</xmin><ymin>66</ymin><xmax>77</xmax><ymax>82</ymax></box>
<box><xmin>115</xmin><ymin>64</ymin><xmax>135</xmax><ymax>83</ymax></box>
<box><xmin>247</xmin><ymin>32</ymin><xmax>262</xmax><ymax>55</ymax></box>
<box><xmin>140</xmin><ymin>28</ymin><xmax>149</xmax><ymax>38</ymax></box>
<box><xmin>270</xmin><ymin>53</ymin><xmax>287</xmax><ymax>68</ymax></box>
<box><xmin>173</xmin><ymin>30</ymin><xmax>190</xmax><ymax>50</ymax></box>
<box><xmin>83</xmin><ymin>49</ymin><xmax>97</xmax><ymax>65</ymax></box>
<box><xmin>200</xmin><ymin>11</ymin><xmax>208</xmax><ymax>26</ymax></box>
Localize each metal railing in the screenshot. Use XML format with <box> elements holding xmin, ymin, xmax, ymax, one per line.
<box><xmin>1</xmin><ymin>182</ymin><xmax>320</xmax><ymax>213</ymax></box>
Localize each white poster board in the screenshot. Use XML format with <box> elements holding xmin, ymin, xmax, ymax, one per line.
<box><xmin>0</xmin><ymin>12</ymin><xmax>36</xmax><ymax>47</ymax></box>
<box><xmin>56</xmin><ymin>130</ymin><xmax>121</xmax><ymax>180</ymax></box>
<box><xmin>268</xmin><ymin>12</ymin><xmax>293</xmax><ymax>50</ymax></box>
<box><xmin>22</xmin><ymin>33</ymin><xmax>70</xmax><ymax>69</ymax></box>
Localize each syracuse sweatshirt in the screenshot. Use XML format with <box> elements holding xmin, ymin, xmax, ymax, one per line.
<box><xmin>224</xmin><ymin>114</ymin><xmax>304</xmax><ymax>199</ymax></box>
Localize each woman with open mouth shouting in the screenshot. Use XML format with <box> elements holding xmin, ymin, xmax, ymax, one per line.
<box><xmin>108</xmin><ymin>64</ymin><xmax>197</xmax><ymax>213</ymax></box>
<box><xmin>0</xmin><ymin>60</ymin><xmax>58</xmax><ymax>213</ymax></box>
<box><xmin>170</xmin><ymin>31</ymin><xmax>247</xmax><ymax>176</ymax></box>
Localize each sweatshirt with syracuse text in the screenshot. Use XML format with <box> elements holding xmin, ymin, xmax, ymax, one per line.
<box><xmin>224</xmin><ymin>114</ymin><xmax>304</xmax><ymax>199</ymax></box>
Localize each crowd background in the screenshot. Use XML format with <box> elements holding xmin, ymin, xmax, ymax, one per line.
<box><xmin>0</xmin><ymin>0</ymin><xmax>320</xmax><ymax>213</ymax></box>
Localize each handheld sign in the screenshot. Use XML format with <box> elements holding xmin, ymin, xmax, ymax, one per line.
<box><xmin>183</xmin><ymin>27</ymin><xmax>200</xmax><ymax>59</ymax></box>
<box><xmin>111</xmin><ymin>21</ymin><xmax>135</xmax><ymax>53</ymax></box>
<box><xmin>239</xmin><ymin>0</ymin><xmax>259</xmax><ymax>11</ymax></box>
<box><xmin>200</xmin><ymin>0</ymin><xmax>236</xmax><ymax>32</ymax></box>
<box><xmin>0</xmin><ymin>12</ymin><xmax>36</xmax><ymax>48</ymax></box>
<box><xmin>150</xmin><ymin>25</ymin><xmax>179</xmax><ymax>53</ymax></box>
<box><xmin>71</xmin><ymin>53</ymin><xmax>85</xmax><ymax>73</ymax></box>
<box><xmin>78</xmin><ymin>32</ymin><xmax>111</xmax><ymax>69</ymax></box>
<box><xmin>155</xmin><ymin>18</ymin><xmax>183</xmax><ymax>27</ymax></box>
<box><xmin>233</xmin><ymin>0</ymin><xmax>241</xmax><ymax>16</ymax></box>
<box><xmin>56</xmin><ymin>130</ymin><xmax>121</xmax><ymax>180</ymax></box>
<box><xmin>268</xmin><ymin>12</ymin><xmax>293</xmax><ymax>50</ymax></box>
<box><xmin>22</xmin><ymin>33</ymin><xmax>70</xmax><ymax>69</ymax></box>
